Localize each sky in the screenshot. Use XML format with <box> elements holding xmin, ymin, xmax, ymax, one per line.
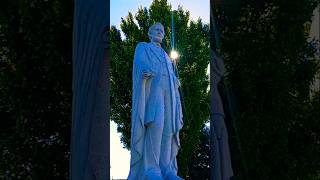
<box><xmin>110</xmin><ymin>0</ymin><xmax>209</xmax><ymax>179</ymax></box>
<box><xmin>111</xmin><ymin>0</ymin><xmax>210</xmax><ymax>30</ymax></box>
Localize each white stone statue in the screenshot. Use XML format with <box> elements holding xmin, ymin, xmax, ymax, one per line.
<box><xmin>211</xmin><ymin>51</ymin><xmax>233</xmax><ymax>180</ymax></box>
<box><xmin>128</xmin><ymin>22</ymin><xmax>184</xmax><ymax>180</ymax></box>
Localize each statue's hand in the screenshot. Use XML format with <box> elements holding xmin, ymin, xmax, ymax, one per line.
<box><xmin>143</xmin><ymin>71</ymin><xmax>154</xmax><ymax>79</ymax></box>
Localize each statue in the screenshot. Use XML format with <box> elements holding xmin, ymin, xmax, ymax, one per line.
<box><xmin>211</xmin><ymin>51</ymin><xmax>233</xmax><ymax>180</ymax></box>
<box><xmin>128</xmin><ymin>22</ymin><xmax>184</xmax><ymax>180</ymax></box>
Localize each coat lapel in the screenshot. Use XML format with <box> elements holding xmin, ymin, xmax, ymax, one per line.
<box><xmin>147</xmin><ymin>43</ymin><xmax>164</xmax><ymax>63</ymax></box>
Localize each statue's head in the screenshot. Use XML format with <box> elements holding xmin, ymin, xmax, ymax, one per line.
<box><xmin>148</xmin><ymin>22</ymin><xmax>165</xmax><ymax>43</ymax></box>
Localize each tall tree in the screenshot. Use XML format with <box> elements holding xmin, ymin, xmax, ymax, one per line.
<box><xmin>110</xmin><ymin>0</ymin><xmax>210</xmax><ymax>177</ymax></box>
<box><xmin>188</xmin><ymin>126</ymin><xmax>210</xmax><ymax>180</ymax></box>
<box><xmin>214</xmin><ymin>0</ymin><xmax>320</xmax><ymax>179</ymax></box>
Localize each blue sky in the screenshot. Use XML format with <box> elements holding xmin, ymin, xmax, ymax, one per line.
<box><xmin>110</xmin><ymin>0</ymin><xmax>209</xmax><ymax>179</ymax></box>
<box><xmin>111</xmin><ymin>0</ymin><xmax>210</xmax><ymax>28</ymax></box>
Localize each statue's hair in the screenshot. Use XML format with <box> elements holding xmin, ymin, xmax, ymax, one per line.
<box><xmin>148</xmin><ymin>22</ymin><xmax>165</xmax><ymax>41</ymax></box>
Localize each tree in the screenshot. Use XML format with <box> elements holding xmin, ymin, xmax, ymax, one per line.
<box><xmin>188</xmin><ymin>126</ymin><xmax>210</xmax><ymax>180</ymax></box>
<box><xmin>0</xmin><ymin>0</ymin><xmax>73</xmax><ymax>179</ymax></box>
<box><xmin>214</xmin><ymin>0</ymin><xmax>320</xmax><ymax>179</ymax></box>
<box><xmin>110</xmin><ymin>0</ymin><xmax>210</xmax><ymax>177</ymax></box>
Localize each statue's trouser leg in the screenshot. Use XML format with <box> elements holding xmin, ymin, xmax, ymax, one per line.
<box><xmin>143</xmin><ymin>93</ymin><xmax>165</xmax><ymax>179</ymax></box>
<box><xmin>160</xmin><ymin>81</ymin><xmax>181</xmax><ymax>179</ymax></box>
<box><xmin>144</xmin><ymin>67</ymin><xmax>179</xmax><ymax>179</ymax></box>
<box><xmin>160</xmin><ymin>135</ymin><xmax>173</xmax><ymax>177</ymax></box>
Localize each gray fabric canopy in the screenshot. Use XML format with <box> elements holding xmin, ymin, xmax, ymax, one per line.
<box><xmin>70</xmin><ymin>0</ymin><xmax>110</xmax><ymax>179</ymax></box>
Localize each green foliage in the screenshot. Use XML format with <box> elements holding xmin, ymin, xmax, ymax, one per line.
<box><xmin>215</xmin><ymin>0</ymin><xmax>320</xmax><ymax>179</ymax></box>
<box><xmin>187</xmin><ymin>126</ymin><xmax>210</xmax><ymax>180</ymax></box>
<box><xmin>0</xmin><ymin>0</ymin><xmax>73</xmax><ymax>179</ymax></box>
<box><xmin>110</xmin><ymin>0</ymin><xmax>210</xmax><ymax>177</ymax></box>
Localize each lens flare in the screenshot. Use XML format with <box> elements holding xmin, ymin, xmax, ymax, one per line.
<box><xmin>170</xmin><ymin>50</ymin><xmax>179</xmax><ymax>60</ymax></box>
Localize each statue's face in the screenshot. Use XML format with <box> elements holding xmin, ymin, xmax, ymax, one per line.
<box><xmin>149</xmin><ymin>24</ymin><xmax>164</xmax><ymax>43</ymax></box>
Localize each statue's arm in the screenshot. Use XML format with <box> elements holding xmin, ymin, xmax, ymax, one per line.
<box><xmin>134</xmin><ymin>42</ymin><xmax>154</xmax><ymax>79</ymax></box>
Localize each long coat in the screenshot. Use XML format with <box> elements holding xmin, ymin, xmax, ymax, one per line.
<box><xmin>128</xmin><ymin>42</ymin><xmax>183</xmax><ymax>179</ymax></box>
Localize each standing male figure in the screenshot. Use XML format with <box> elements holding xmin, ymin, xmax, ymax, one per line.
<box><xmin>128</xmin><ymin>22</ymin><xmax>184</xmax><ymax>180</ymax></box>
